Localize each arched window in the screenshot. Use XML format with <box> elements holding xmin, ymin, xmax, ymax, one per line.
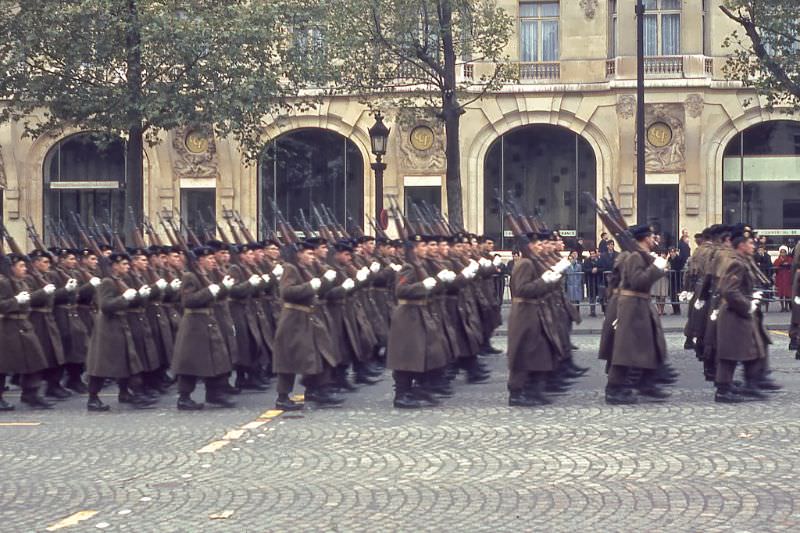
<box><xmin>43</xmin><ymin>133</ymin><xmax>126</xmax><ymax>239</ymax></box>
<box><xmin>483</xmin><ymin>124</ymin><xmax>597</xmax><ymax>249</ymax></box>
<box><xmin>723</xmin><ymin>120</ymin><xmax>800</xmax><ymax>236</ymax></box>
<box><xmin>258</xmin><ymin>129</ymin><xmax>364</xmax><ymax>236</ymax></box>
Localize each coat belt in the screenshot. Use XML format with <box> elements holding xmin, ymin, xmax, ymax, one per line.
<box><xmin>512</xmin><ymin>297</ymin><xmax>540</xmax><ymax>304</ymax></box>
<box><xmin>184</xmin><ymin>308</ymin><xmax>211</xmax><ymax>315</ymax></box>
<box><xmin>30</xmin><ymin>308</ymin><xmax>53</xmax><ymax>313</ymax></box>
<box><xmin>618</xmin><ymin>289</ymin><xmax>650</xmax><ymax>300</ymax></box>
<box><xmin>283</xmin><ymin>302</ymin><xmax>315</xmax><ymax>313</ymax></box>
<box><xmin>1</xmin><ymin>313</ymin><xmax>29</xmax><ymax>319</ymax></box>
<box><xmin>397</xmin><ymin>299</ymin><xmax>427</xmax><ymax>306</ymax></box>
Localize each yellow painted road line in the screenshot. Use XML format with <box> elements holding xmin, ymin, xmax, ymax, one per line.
<box><xmin>241</xmin><ymin>421</ymin><xmax>265</xmax><ymax>430</ymax></box>
<box><xmin>259</xmin><ymin>409</ymin><xmax>284</xmax><ymax>419</ymax></box>
<box><xmin>46</xmin><ymin>510</ymin><xmax>98</xmax><ymax>531</ymax></box>
<box><xmin>222</xmin><ymin>429</ymin><xmax>245</xmax><ymax>441</ymax></box>
<box><xmin>0</xmin><ymin>422</ymin><xmax>41</xmax><ymax>427</ymax></box>
<box><xmin>770</xmin><ymin>329</ymin><xmax>789</xmax><ymax>337</ymax></box>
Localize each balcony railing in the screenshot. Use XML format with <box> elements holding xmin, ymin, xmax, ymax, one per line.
<box><xmin>605</xmin><ymin>59</ymin><xmax>616</xmax><ymax>77</ymax></box>
<box><xmin>517</xmin><ymin>62</ymin><xmax>560</xmax><ymax>81</ymax></box>
<box><xmin>704</xmin><ymin>57</ymin><xmax>714</xmax><ymax>75</ymax></box>
<box><xmin>644</xmin><ymin>56</ymin><xmax>683</xmax><ymax>76</ymax></box>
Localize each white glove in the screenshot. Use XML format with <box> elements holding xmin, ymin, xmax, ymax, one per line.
<box><xmin>437</xmin><ymin>269</ymin><xmax>454</xmax><ymax>283</ymax></box>
<box><xmin>222</xmin><ymin>275</ymin><xmax>235</xmax><ymax>289</ymax></box>
<box><xmin>309</xmin><ymin>277</ymin><xmax>321</xmax><ymax>291</ymax></box>
<box><xmin>248</xmin><ymin>274</ymin><xmax>262</xmax><ymax>287</ymax></box>
<box><xmin>678</xmin><ymin>291</ymin><xmax>689</xmax><ymax>303</ymax></box>
<box><xmin>138</xmin><ymin>285</ymin><xmax>151</xmax><ymax>298</ymax></box>
<box><xmin>749</xmin><ymin>300</ymin><xmax>759</xmax><ymax>314</ymax></box>
<box><xmin>155</xmin><ymin>278</ymin><xmax>168</xmax><ymax>290</ymax></box>
<box><xmin>170</xmin><ymin>278</ymin><xmax>182</xmax><ymax>291</ymax></box>
<box><xmin>653</xmin><ymin>256</ymin><xmax>668</xmax><ymax>270</ymax></box>
<box><xmin>462</xmin><ymin>267</ymin><xmax>476</xmax><ymax>280</ymax></box>
<box><xmin>324</xmin><ymin>269</ymin><xmax>337</xmax><ymax>282</ymax></box>
<box><xmin>752</xmin><ymin>291</ymin><xmax>763</xmax><ymax>301</ymax></box>
<box><xmin>90</xmin><ymin>277</ymin><xmax>102</xmax><ymax>287</ymax></box>
<box><xmin>390</xmin><ymin>263</ymin><xmax>402</xmax><ymax>272</ymax></box>
<box><xmin>356</xmin><ymin>268</ymin><xmax>369</xmax><ymax>282</ymax></box>
<box><xmin>468</xmin><ymin>259</ymin><xmax>479</xmax><ymax>271</ymax></box>
<box><xmin>369</xmin><ymin>261</ymin><xmax>380</xmax><ymax>273</ymax></box>
<box><xmin>686</xmin><ymin>292</ymin><xmax>694</xmax><ymax>301</ymax></box>
<box><xmin>14</xmin><ymin>291</ymin><xmax>30</xmax><ymax>304</ymax></box>
<box><xmin>794</xmin><ymin>296</ymin><xmax>800</xmax><ymax>306</ymax></box>
<box><xmin>65</xmin><ymin>278</ymin><xmax>78</xmax><ymax>292</ymax></box>
<box><xmin>43</xmin><ymin>284</ymin><xmax>56</xmax><ymax>295</ymax></box>
<box><xmin>208</xmin><ymin>283</ymin><xmax>220</xmax><ymax>297</ymax></box>
<box><xmin>261</xmin><ymin>274</ymin><xmax>271</xmax><ymax>285</ymax></box>
<box><xmin>272</xmin><ymin>264</ymin><xmax>284</xmax><ymax>279</ymax></box>
<box><xmin>552</xmin><ymin>258</ymin><xmax>571</xmax><ymax>274</ymax></box>
<box><xmin>122</xmin><ymin>288</ymin><xmax>137</xmax><ymax>301</ymax></box>
<box><xmin>710</xmin><ymin>309</ymin><xmax>719</xmax><ymax>321</ymax></box>
<box><xmin>422</xmin><ymin>277</ymin><xmax>437</xmax><ymax>291</ymax></box>
<box><xmin>492</xmin><ymin>255</ymin><xmax>502</xmax><ymax>267</ymax></box>
<box><xmin>479</xmin><ymin>257</ymin><xmax>492</xmax><ymax>268</ymax></box>
<box><xmin>542</xmin><ymin>270</ymin><xmax>562</xmax><ymax>284</ymax></box>
<box><xmin>694</xmin><ymin>299</ymin><xmax>706</xmax><ymax>310</ymax></box>
<box><xmin>342</xmin><ymin>278</ymin><xmax>355</xmax><ymax>291</ymax></box>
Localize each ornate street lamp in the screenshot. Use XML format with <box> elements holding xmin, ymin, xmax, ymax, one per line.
<box><xmin>369</xmin><ymin>111</ymin><xmax>390</xmax><ymax>226</ymax></box>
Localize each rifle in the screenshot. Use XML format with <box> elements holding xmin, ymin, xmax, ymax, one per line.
<box><xmin>161</xmin><ymin>208</ymin><xmax>212</xmax><ymax>285</ymax></box>
<box><xmin>221</xmin><ymin>206</ymin><xmax>243</xmax><ymax>244</ymax></box>
<box><xmin>209</xmin><ymin>207</ymin><xmax>232</xmax><ymax>244</ymax></box>
<box><xmin>143</xmin><ymin>217</ymin><xmax>163</xmax><ymax>246</ymax></box>
<box><xmin>366</xmin><ymin>214</ymin><xmax>388</xmax><ymax>240</ymax></box>
<box><xmin>23</xmin><ymin>217</ymin><xmax>47</xmax><ymax>252</ymax></box>
<box><xmin>323</xmin><ymin>204</ymin><xmax>349</xmax><ymax>239</ymax></box>
<box><xmin>72</xmin><ymin>213</ymin><xmax>112</xmax><ymax>278</ymax></box>
<box><xmin>197</xmin><ymin>210</ymin><xmax>214</xmax><ymax>243</ymax></box>
<box><xmin>269</xmin><ymin>199</ymin><xmax>300</xmax><ymax>265</ymax></box>
<box><xmin>298</xmin><ymin>209</ymin><xmax>316</xmax><ymax>239</ymax></box>
<box><xmin>346</xmin><ymin>210</ymin><xmax>364</xmax><ymax>238</ymax></box>
<box><xmin>176</xmin><ymin>209</ymin><xmax>202</xmax><ymax>248</ymax></box>
<box><xmin>2</xmin><ymin>220</ymin><xmax>47</xmax><ymax>285</ymax></box>
<box><xmin>410</xmin><ymin>202</ymin><xmax>434</xmax><ymax>235</ymax></box>
<box><xmin>582</xmin><ymin>192</ymin><xmax>636</xmax><ymax>253</ymax></box>
<box><xmin>312</xmin><ymin>205</ymin><xmax>336</xmax><ymax>243</ymax></box>
<box><xmin>388</xmin><ymin>195</ymin><xmax>415</xmax><ymax>236</ymax></box>
<box><xmin>128</xmin><ymin>207</ymin><xmax>160</xmax><ymax>284</ymax></box>
<box><xmin>233</xmin><ymin>210</ymin><xmax>257</xmax><ymax>244</ymax></box>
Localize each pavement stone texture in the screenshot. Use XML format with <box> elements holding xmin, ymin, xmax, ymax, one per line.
<box><xmin>2</xmin><ymin>332</ymin><xmax>800</xmax><ymax>532</ymax></box>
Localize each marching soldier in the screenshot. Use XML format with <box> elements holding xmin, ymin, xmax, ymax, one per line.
<box><xmin>0</xmin><ymin>254</ymin><xmax>54</xmax><ymax>410</ymax></box>
<box><xmin>51</xmin><ymin>248</ymin><xmax>91</xmax><ymax>393</ymax></box>
<box><xmin>603</xmin><ymin>224</ymin><xmax>671</xmax><ymax>404</ymax></box>
<box><xmin>171</xmin><ymin>246</ymin><xmax>235</xmax><ymax>410</ymax></box>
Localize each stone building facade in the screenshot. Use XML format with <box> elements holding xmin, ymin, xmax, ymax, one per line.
<box><xmin>1</xmin><ymin>0</ymin><xmax>799</xmax><ymax>249</ymax></box>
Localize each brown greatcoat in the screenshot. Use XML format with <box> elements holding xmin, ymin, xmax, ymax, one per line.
<box><xmin>86</xmin><ymin>277</ymin><xmax>142</xmax><ymax>378</ymax></box>
<box><xmin>506</xmin><ymin>257</ymin><xmax>560</xmax><ymax>373</ymax></box>
<box><xmin>207</xmin><ymin>266</ymin><xmax>238</xmax><ymax>367</ymax></box>
<box><xmin>317</xmin><ymin>262</ymin><xmax>351</xmax><ymax>367</ymax></box>
<box><xmin>386</xmin><ymin>261</ymin><xmax>448</xmax><ymax>373</ymax></box>
<box><xmin>171</xmin><ymin>272</ymin><xmax>231</xmax><ymax>378</ymax></box>
<box><xmin>598</xmin><ymin>252</ymin><xmax>628</xmax><ymax>362</ymax></box>
<box><xmin>272</xmin><ymin>263</ymin><xmax>334</xmax><ymax>375</ymax></box>
<box><xmin>226</xmin><ymin>263</ymin><xmax>267</xmax><ymax>367</ymax></box>
<box><xmin>716</xmin><ymin>253</ymin><xmax>771</xmax><ymax>362</ymax></box>
<box><xmin>51</xmin><ymin>267</ymin><xmax>90</xmax><ymax>364</ymax></box>
<box><xmin>684</xmin><ymin>241</ymin><xmax>716</xmax><ymax>339</ymax></box>
<box><xmin>75</xmin><ymin>269</ymin><xmax>98</xmax><ymax>335</ymax></box>
<box><xmin>0</xmin><ymin>275</ymin><xmax>50</xmax><ymax>375</ymax></box>
<box><xmin>124</xmin><ymin>271</ymin><xmax>161</xmax><ymax>372</ymax></box>
<box><xmin>609</xmin><ymin>250</ymin><xmax>668</xmax><ymax>369</ymax></box>
<box><xmin>27</xmin><ymin>272</ymin><xmax>65</xmax><ymax>367</ymax></box>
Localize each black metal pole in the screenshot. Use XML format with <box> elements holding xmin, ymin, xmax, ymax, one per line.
<box><xmin>636</xmin><ymin>0</ymin><xmax>647</xmax><ymax>225</ymax></box>
<box><xmin>372</xmin><ymin>157</ymin><xmax>386</xmax><ymax>226</ymax></box>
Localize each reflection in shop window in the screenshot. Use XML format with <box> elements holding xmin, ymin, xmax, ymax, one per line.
<box><xmin>723</xmin><ymin>121</ymin><xmax>800</xmax><ymax>232</ymax></box>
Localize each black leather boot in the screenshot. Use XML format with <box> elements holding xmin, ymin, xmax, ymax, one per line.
<box><xmin>605</xmin><ymin>385</ymin><xmax>637</xmax><ymax>405</ymax></box>
<box><xmin>177</xmin><ymin>396</ymin><xmax>204</xmax><ymax>411</ymax></box>
<box><xmin>87</xmin><ymin>396</ymin><xmax>110</xmax><ymax>412</ymax></box>
<box><xmin>508</xmin><ymin>390</ymin><xmax>537</xmax><ymax>407</ymax></box>
<box><xmin>0</xmin><ymin>398</ymin><xmax>14</xmax><ymax>411</ymax></box>
<box><xmin>393</xmin><ymin>391</ymin><xmax>424</xmax><ymax>409</ymax></box>
<box><xmin>21</xmin><ymin>392</ymin><xmax>54</xmax><ymax>410</ymax></box>
<box><xmin>715</xmin><ymin>384</ymin><xmax>744</xmax><ymax>403</ymax></box>
<box><xmin>275</xmin><ymin>394</ymin><xmax>304</xmax><ymax>411</ymax></box>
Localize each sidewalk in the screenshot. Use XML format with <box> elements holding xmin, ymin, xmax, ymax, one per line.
<box><xmin>495</xmin><ymin>304</ymin><xmax>792</xmax><ymax>335</ymax></box>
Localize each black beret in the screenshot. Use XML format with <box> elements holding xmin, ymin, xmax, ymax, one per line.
<box><xmin>109</xmin><ymin>252</ymin><xmax>130</xmax><ymax>264</ymax></box>
<box><xmin>629</xmin><ymin>224</ymin><xmax>654</xmax><ymax>240</ymax></box>
<box><xmin>192</xmin><ymin>246</ymin><xmax>214</xmax><ymax>258</ymax></box>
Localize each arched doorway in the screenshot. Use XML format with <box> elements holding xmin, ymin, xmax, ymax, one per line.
<box><xmin>723</xmin><ymin>120</ymin><xmax>800</xmax><ymax>243</ymax></box>
<box><xmin>43</xmin><ymin>133</ymin><xmax>127</xmax><ymax>240</ymax></box>
<box><xmin>483</xmin><ymin>125</ymin><xmax>597</xmax><ymax>249</ymax></box>
<box><xmin>258</xmin><ymin>128</ymin><xmax>364</xmax><ymax>236</ymax></box>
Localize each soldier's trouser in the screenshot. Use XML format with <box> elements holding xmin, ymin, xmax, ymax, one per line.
<box><xmin>392</xmin><ymin>370</ymin><xmax>415</xmax><ymax>393</ymax></box>
<box><xmin>508</xmin><ymin>369</ymin><xmax>545</xmax><ymax>392</ymax></box>
<box><xmin>0</xmin><ymin>373</ymin><xmax>42</xmax><ymax>398</ymax></box>
<box><xmin>41</xmin><ymin>366</ymin><xmax>63</xmax><ymax>387</ymax></box>
<box><xmin>87</xmin><ymin>375</ymin><xmax>131</xmax><ymax>398</ymax></box>
<box><xmin>277</xmin><ymin>373</ymin><xmax>295</xmax><ymax>395</ymax></box>
<box><xmin>607</xmin><ymin>365</ymin><xmax>655</xmax><ymax>388</ymax></box>
<box><xmin>715</xmin><ymin>359</ymin><xmax>761</xmax><ymax>385</ymax></box>
<box><xmin>176</xmin><ymin>375</ymin><xmax>224</xmax><ymax>397</ymax></box>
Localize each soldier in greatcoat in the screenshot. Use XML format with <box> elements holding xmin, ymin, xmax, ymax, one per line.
<box><xmin>0</xmin><ymin>254</ymin><xmax>54</xmax><ymax>410</ymax></box>
<box><xmin>51</xmin><ymin>248</ymin><xmax>91</xmax><ymax>393</ymax></box>
<box><xmin>603</xmin><ymin>224</ymin><xmax>671</xmax><ymax>404</ymax></box>
<box><xmin>272</xmin><ymin>241</ymin><xmax>341</xmax><ymax>410</ymax></box>
<box><xmin>85</xmin><ymin>252</ymin><xmax>157</xmax><ymax>411</ymax></box>
<box><xmin>386</xmin><ymin>235</ymin><xmax>449</xmax><ymax>409</ymax></box>
<box><xmin>171</xmin><ymin>246</ymin><xmax>235</xmax><ymax>410</ymax></box>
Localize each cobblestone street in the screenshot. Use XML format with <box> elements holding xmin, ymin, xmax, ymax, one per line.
<box><xmin>3</xmin><ymin>333</ymin><xmax>800</xmax><ymax>532</ymax></box>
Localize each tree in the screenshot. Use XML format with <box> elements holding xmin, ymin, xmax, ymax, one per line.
<box><xmin>315</xmin><ymin>0</ymin><xmax>515</xmax><ymax>228</ymax></box>
<box><xmin>721</xmin><ymin>0</ymin><xmax>800</xmax><ymax>109</ymax></box>
<box><xmin>0</xmin><ymin>0</ymin><xmax>315</xmax><ymax>232</ymax></box>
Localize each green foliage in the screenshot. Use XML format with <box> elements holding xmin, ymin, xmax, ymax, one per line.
<box><xmin>0</xmin><ymin>0</ymin><xmax>318</xmax><ymax>160</ymax></box>
<box><xmin>721</xmin><ymin>0</ymin><xmax>800</xmax><ymax>110</ymax></box>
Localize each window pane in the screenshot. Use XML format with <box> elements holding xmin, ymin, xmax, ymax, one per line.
<box><xmin>610</xmin><ymin>0</ymin><xmax>617</xmax><ymax>14</ymax></box>
<box><xmin>542</xmin><ymin>20</ymin><xmax>559</xmax><ymax>61</ymax></box>
<box><xmin>661</xmin><ymin>0</ymin><xmax>681</xmax><ymax>10</ymax></box>
<box><xmin>540</xmin><ymin>2</ymin><xmax>559</xmax><ymax>17</ymax></box>
<box><xmin>519</xmin><ymin>3</ymin><xmax>537</xmax><ymax>17</ymax></box>
<box><xmin>644</xmin><ymin>0</ymin><xmax>657</xmax><ymax>11</ymax></box>
<box><xmin>643</xmin><ymin>14</ymin><xmax>658</xmax><ymax>56</ymax></box>
<box><xmin>520</xmin><ymin>20</ymin><xmax>538</xmax><ymax>61</ymax></box>
<box><xmin>661</xmin><ymin>14</ymin><xmax>681</xmax><ymax>55</ymax></box>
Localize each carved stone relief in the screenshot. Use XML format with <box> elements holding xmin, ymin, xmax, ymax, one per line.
<box><xmin>616</xmin><ymin>95</ymin><xmax>636</xmax><ymax>120</ymax></box>
<box><xmin>0</xmin><ymin>146</ymin><xmax>6</xmax><ymax>188</ymax></box>
<box><xmin>644</xmin><ymin>103</ymin><xmax>686</xmax><ymax>173</ymax></box>
<box><xmin>579</xmin><ymin>0</ymin><xmax>599</xmax><ymax>19</ymax></box>
<box><xmin>172</xmin><ymin>126</ymin><xmax>218</xmax><ymax>180</ymax></box>
<box><xmin>396</xmin><ymin>110</ymin><xmax>446</xmax><ymax>172</ymax></box>
<box><xmin>684</xmin><ymin>93</ymin><xmax>705</xmax><ymax>119</ymax></box>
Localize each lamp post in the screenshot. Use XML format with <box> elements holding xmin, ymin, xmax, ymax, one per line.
<box><xmin>636</xmin><ymin>0</ymin><xmax>647</xmax><ymax>224</ymax></box>
<box><xmin>369</xmin><ymin>111</ymin><xmax>390</xmax><ymax>227</ymax></box>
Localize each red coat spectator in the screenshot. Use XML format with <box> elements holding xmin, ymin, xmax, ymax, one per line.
<box><xmin>774</xmin><ymin>247</ymin><xmax>793</xmax><ymax>310</ymax></box>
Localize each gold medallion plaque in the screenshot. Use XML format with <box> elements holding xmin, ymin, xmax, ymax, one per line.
<box><xmin>185</xmin><ymin>129</ymin><xmax>209</xmax><ymax>154</ymax></box>
<box><xmin>410</xmin><ymin>126</ymin><xmax>435</xmax><ymax>151</ymax></box>
<box><xmin>646</xmin><ymin>122</ymin><xmax>673</xmax><ymax>148</ymax></box>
